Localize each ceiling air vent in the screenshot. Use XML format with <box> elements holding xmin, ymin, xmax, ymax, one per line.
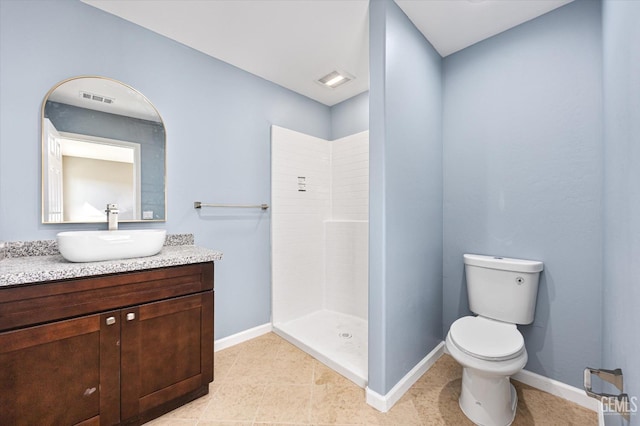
<box><xmin>317</xmin><ymin>71</ymin><xmax>353</xmax><ymax>89</ymax></box>
<box><xmin>80</xmin><ymin>91</ymin><xmax>115</xmax><ymax>105</ymax></box>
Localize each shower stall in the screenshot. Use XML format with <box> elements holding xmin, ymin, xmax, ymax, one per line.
<box><xmin>271</xmin><ymin>125</ymin><xmax>369</xmax><ymax>387</ymax></box>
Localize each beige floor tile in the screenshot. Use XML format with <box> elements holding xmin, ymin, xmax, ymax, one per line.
<box><xmin>225</xmin><ymin>339</ymin><xmax>314</xmax><ymax>385</ymax></box>
<box><xmin>313</xmin><ymin>360</ymin><xmax>355</xmax><ymax>387</ymax></box>
<box><xmin>269</xmin><ymin>350</ymin><xmax>315</xmax><ymax>385</ymax></box>
<box><xmin>222</xmin><ymin>333</ymin><xmax>284</xmax><ymax>385</ymax></box>
<box><xmin>513</xmin><ymin>381</ymin><xmax>597</xmax><ymax>425</ymax></box>
<box><xmin>236</xmin><ymin>332</ymin><xmax>284</xmax><ymax>360</ymax></box>
<box><xmin>402</xmin><ymin>356</ymin><xmax>467</xmax><ymax>425</ymax></box>
<box><xmin>214</xmin><ymin>345</ymin><xmax>242</xmax><ymax>382</ymax></box>
<box><xmin>163</xmin><ymin>392</ymin><xmax>213</xmax><ymax>420</ymax></box>
<box><xmin>144</xmin><ymin>417</ymin><xmax>196</xmax><ymax>426</ymax></box>
<box><xmin>209</xmin><ymin>381</ymin><xmax>223</xmax><ymax>394</ymax></box>
<box><xmin>147</xmin><ymin>333</ymin><xmax>598</xmax><ymax>426</ymax></box>
<box><xmin>412</xmin><ymin>355</ymin><xmax>462</xmax><ymax>390</ymax></box>
<box><xmin>311</xmin><ymin>384</ymin><xmax>370</xmax><ymax>425</ymax></box>
<box><xmin>223</xmin><ymin>355</ymin><xmax>275</xmax><ymax>384</ymax></box>
<box><xmin>363</xmin><ymin>397</ymin><xmax>424</xmax><ymax>426</ymax></box>
<box><xmin>199</xmin><ymin>383</ymin><xmax>266</xmax><ymax>422</ymax></box>
<box><xmin>277</xmin><ymin>337</ymin><xmax>307</xmax><ymax>354</ymax></box>
<box><xmin>216</xmin><ymin>342</ymin><xmax>244</xmax><ymax>358</ymax></box>
<box><xmin>254</xmin><ymin>424</ymin><xmax>308</xmax><ymax>426</ymax></box>
<box><xmin>406</xmin><ymin>378</ymin><xmax>473</xmax><ymax>426</ymax></box>
<box><xmin>254</xmin><ymin>384</ymin><xmax>312</xmax><ymax>424</ymax></box>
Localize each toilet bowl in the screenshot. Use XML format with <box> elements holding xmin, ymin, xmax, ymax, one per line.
<box><xmin>447</xmin><ymin>254</ymin><xmax>543</xmax><ymax>426</ymax></box>
<box><xmin>446</xmin><ymin>316</ymin><xmax>527</xmax><ymax>426</ymax></box>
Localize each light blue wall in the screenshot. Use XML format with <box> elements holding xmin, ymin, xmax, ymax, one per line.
<box><xmin>0</xmin><ymin>0</ymin><xmax>331</xmax><ymax>339</ymax></box>
<box><xmin>603</xmin><ymin>0</ymin><xmax>640</xmax><ymax>423</ymax></box>
<box><xmin>442</xmin><ymin>0</ymin><xmax>603</xmax><ymax>388</ymax></box>
<box><xmin>369</xmin><ymin>0</ymin><xmax>443</xmax><ymax>395</ymax></box>
<box><xmin>331</xmin><ymin>91</ymin><xmax>369</xmax><ymax>140</ymax></box>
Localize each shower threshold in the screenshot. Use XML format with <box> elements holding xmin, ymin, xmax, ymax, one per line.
<box><xmin>273</xmin><ymin>309</ymin><xmax>368</xmax><ymax>388</ymax></box>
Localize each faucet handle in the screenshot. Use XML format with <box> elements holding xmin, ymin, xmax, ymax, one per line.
<box><xmin>105</xmin><ymin>203</ymin><xmax>119</xmax><ymax>213</ymax></box>
<box><xmin>106</xmin><ymin>204</ymin><xmax>119</xmax><ymax>231</ymax></box>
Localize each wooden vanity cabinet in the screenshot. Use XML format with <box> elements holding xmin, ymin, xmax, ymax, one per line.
<box><xmin>0</xmin><ymin>262</ymin><xmax>214</xmax><ymax>426</ymax></box>
<box><xmin>0</xmin><ymin>310</ymin><xmax>117</xmax><ymax>426</ymax></box>
<box><xmin>120</xmin><ymin>291</ymin><xmax>213</xmax><ymax>425</ymax></box>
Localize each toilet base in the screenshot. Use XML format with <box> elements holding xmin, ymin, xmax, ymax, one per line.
<box><xmin>458</xmin><ymin>368</ymin><xmax>518</xmax><ymax>426</ymax></box>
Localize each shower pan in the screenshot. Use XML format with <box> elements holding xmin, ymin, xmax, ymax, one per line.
<box><xmin>271</xmin><ymin>125</ymin><xmax>369</xmax><ymax>387</ymax></box>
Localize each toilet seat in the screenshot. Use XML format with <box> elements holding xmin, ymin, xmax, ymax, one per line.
<box><xmin>450</xmin><ymin>316</ymin><xmax>524</xmax><ymax>361</ymax></box>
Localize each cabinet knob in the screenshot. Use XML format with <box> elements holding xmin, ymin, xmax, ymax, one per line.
<box><xmin>126</xmin><ymin>312</ymin><xmax>136</xmax><ymax>321</ymax></box>
<box><xmin>106</xmin><ymin>316</ymin><xmax>116</xmax><ymax>326</ymax></box>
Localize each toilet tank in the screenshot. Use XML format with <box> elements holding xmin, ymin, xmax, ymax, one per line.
<box><xmin>464</xmin><ymin>254</ymin><xmax>544</xmax><ymax>325</ymax></box>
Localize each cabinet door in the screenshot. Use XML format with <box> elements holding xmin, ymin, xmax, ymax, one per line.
<box><xmin>0</xmin><ymin>311</ymin><xmax>120</xmax><ymax>426</ymax></box>
<box><xmin>120</xmin><ymin>291</ymin><xmax>213</xmax><ymax>423</ymax></box>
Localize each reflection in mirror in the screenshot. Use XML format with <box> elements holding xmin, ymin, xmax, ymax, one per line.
<box><xmin>42</xmin><ymin>76</ymin><xmax>166</xmax><ymax>223</ymax></box>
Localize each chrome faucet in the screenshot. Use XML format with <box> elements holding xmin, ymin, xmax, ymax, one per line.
<box><xmin>105</xmin><ymin>203</ymin><xmax>119</xmax><ymax>231</ymax></box>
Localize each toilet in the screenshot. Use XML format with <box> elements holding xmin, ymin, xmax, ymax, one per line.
<box><xmin>446</xmin><ymin>254</ymin><xmax>544</xmax><ymax>426</ymax></box>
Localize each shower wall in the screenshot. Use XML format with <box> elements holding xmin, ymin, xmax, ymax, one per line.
<box><xmin>331</xmin><ymin>131</ymin><xmax>369</xmax><ymax>220</ymax></box>
<box><xmin>272</xmin><ymin>126</ymin><xmax>330</xmax><ymax>324</ymax></box>
<box><xmin>325</xmin><ymin>131</ymin><xmax>369</xmax><ymax>320</ymax></box>
<box><xmin>324</xmin><ymin>221</ymin><xmax>368</xmax><ymax>320</ymax></box>
<box><xmin>271</xmin><ymin>126</ymin><xmax>369</xmax><ymax>324</ymax></box>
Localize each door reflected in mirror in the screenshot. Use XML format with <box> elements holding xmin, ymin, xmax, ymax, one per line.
<box><xmin>42</xmin><ymin>76</ymin><xmax>166</xmax><ymax>223</ymax></box>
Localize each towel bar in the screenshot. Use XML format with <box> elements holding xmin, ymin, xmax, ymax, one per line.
<box><xmin>194</xmin><ymin>202</ymin><xmax>269</xmax><ymax>210</ymax></box>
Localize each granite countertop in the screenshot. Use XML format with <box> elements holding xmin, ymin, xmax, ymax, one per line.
<box><xmin>0</xmin><ymin>234</ymin><xmax>223</xmax><ymax>287</ymax></box>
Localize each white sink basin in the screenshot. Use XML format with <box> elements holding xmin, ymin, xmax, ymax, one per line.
<box><xmin>57</xmin><ymin>229</ymin><xmax>167</xmax><ymax>263</ymax></box>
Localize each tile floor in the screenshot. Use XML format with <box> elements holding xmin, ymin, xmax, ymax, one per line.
<box><xmin>147</xmin><ymin>332</ymin><xmax>597</xmax><ymax>425</ymax></box>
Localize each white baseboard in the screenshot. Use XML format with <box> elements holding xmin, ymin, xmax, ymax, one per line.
<box><xmin>512</xmin><ymin>368</ymin><xmax>599</xmax><ymax>412</ymax></box>
<box><xmin>366</xmin><ymin>341</ymin><xmax>445</xmax><ymax>413</ymax></box>
<box><xmin>598</xmin><ymin>401</ymin><xmax>605</xmax><ymax>426</ymax></box>
<box><xmin>214</xmin><ymin>322</ymin><xmax>272</xmax><ymax>352</ymax></box>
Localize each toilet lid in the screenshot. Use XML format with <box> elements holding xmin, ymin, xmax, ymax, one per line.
<box><xmin>450</xmin><ymin>316</ymin><xmax>525</xmax><ymax>361</ymax></box>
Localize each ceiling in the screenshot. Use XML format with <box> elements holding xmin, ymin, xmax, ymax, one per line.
<box><xmin>395</xmin><ymin>0</ymin><xmax>573</xmax><ymax>57</ymax></box>
<box><xmin>82</xmin><ymin>0</ymin><xmax>573</xmax><ymax>107</ymax></box>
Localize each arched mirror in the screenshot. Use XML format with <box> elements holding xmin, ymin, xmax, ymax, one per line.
<box><xmin>42</xmin><ymin>76</ymin><xmax>166</xmax><ymax>223</ymax></box>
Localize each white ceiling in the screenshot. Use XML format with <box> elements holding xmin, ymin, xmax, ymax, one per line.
<box><xmin>395</xmin><ymin>0</ymin><xmax>573</xmax><ymax>57</ymax></box>
<box><xmin>82</xmin><ymin>0</ymin><xmax>573</xmax><ymax>107</ymax></box>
